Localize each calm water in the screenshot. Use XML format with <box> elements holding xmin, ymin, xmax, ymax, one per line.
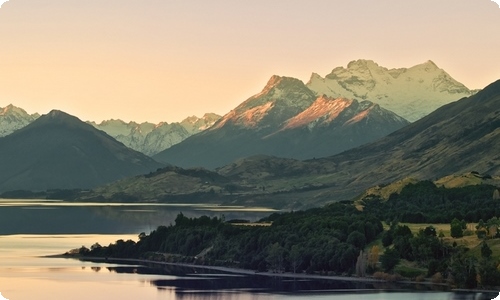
<box><xmin>0</xmin><ymin>200</ymin><xmax>496</xmax><ymax>300</ymax></box>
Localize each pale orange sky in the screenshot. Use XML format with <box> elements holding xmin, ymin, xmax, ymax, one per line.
<box><xmin>0</xmin><ymin>0</ymin><xmax>499</xmax><ymax>123</ymax></box>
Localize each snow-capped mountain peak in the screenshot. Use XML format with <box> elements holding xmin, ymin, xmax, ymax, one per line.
<box><xmin>212</xmin><ymin>75</ymin><xmax>317</xmax><ymax>130</ymax></box>
<box><xmin>307</xmin><ymin>60</ymin><xmax>476</xmax><ymax>121</ymax></box>
<box><xmin>0</xmin><ymin>104</ymin><xmax>40</xmax><ymax>137</ymax></box>
<box><xmin>180</xmin><ymin>113</ymin><xmax>221</xmax><ymax>133</ymax></box>
<box><xmin>91</xmin><ymin>113</ymin><xmax>221</xmax><ymax>156</ymax></box>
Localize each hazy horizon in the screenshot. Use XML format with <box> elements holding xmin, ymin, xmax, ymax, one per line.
<box><xmin>1</xmin><ymin>0</ymin><xmax>499</xmax><ymax>123</ymax></box>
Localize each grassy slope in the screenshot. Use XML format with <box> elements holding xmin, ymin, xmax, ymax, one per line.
<box><xmin>371</xmin><ymin>222</ymin><xmax>499</xmax><ymax>279</ymax></box>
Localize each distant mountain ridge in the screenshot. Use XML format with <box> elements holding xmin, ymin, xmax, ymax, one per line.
<box><xmin>307</xmin><ymin>59</ymin><xmax>477</xmax><ymax>121</ymax></box>
<box><xmin>0</xmin><ymin>104</ymin><xmax>220</xmax><ymax>156</ymax></box>
<box><xmin>0</xmin><ymin>104</ymin><xmax>39</xmax><ymax>137</ymax></box>
<box><xmin>90</xmin><ymin>76</ymin><xmax>500</xmax><ymax>208</ymax></box>
<box><xmin>0</xmin><ymin>110</ymin><xmax>164</xmax><ymax>192</ymax></box>
<box><xmin>1</xmin><ymin>59</ymin><xmax>476</xmax><ymax>167</ymax></box>
<box><xmin>154</xmin><ymin>75</ymin><xmax>410</xmax><ymax>168</ymax></box>
<box><xmin>89</xmin><ymin>113</ymin><xmax>220</xmax><ymax>156</ymax></box>
<box><xmin>81</xmin><ymin>78</ymin><xmax>500</xmax><ymax>209</ymax></box>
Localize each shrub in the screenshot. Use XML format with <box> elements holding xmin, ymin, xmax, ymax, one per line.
<box><xmin>431</xmin><ymin>272</ymin><xmax>443</xmax><ymax>284</ymax></box>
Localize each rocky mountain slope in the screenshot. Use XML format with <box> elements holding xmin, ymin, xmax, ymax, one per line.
<box><xmin>0</xmin><ymin>110</ymin><xmax>164</xmax><ymax>192</ymax></box>
<box><xmin>288</xmin><ymin>78</ymin><xmax>500</xmax><ymax>204</ymax></box>
<box><xmin>88</xmin><ymin>79</ymin><xmax>500</xmax><ymax>210</ymax></box>
<box><xmin>90</xmin><ymin>113</ymin><xmax>220</xmax><ymax>156</ymax></box>
<box><xmin>223</xmin><ymin>79</ymin><xmax>500</xmax><ymax>207</ymax></box>
<box><xmin>0</xmin><ymin>104</ymin><xmax>39</xmax><ymax>137</ymax></box>
<box><xmin>154</xmin><ymin>75</ymin><xmax>409</xmax><ymax>169</ymax></box>
<box><xmin>307</xmin><ymin>59</ymin><xmax>477</xmax><ymax>122</ymax></box>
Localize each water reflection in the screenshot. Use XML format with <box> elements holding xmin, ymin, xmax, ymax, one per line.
<box><xmin>0</xmin><ymin>200</ymin><xmax>275</xmax><ymax>234</ymax></box>
<box><xmin>0</xmin><ymin>203</ymin><xmax>498</xmax><ymax>300</ymax></box>
<box><xmin>0</xmin><ymin>234</ymin><xmax>497</xmax><ymax>300</ymax></box>
<box><xmin>102</xmin><ymin>263</ymin><xmax>496</xmax><ymax>299</ymax></box>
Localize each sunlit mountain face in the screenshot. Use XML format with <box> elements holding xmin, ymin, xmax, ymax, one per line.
<box><xmin>154</xmin><ymin>74</ymin><xmax>409</xmax><ymax>169</ymax></box>
<box><xmin>307</xmin><ymin>60</ymin><xmax>476</xmax><ymax>122</ymax></box>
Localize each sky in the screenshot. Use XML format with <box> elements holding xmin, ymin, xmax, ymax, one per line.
<box><xmin>0</xmin><ymin>0</ymin><xmax>499</xmax><ymax>123</ymax></box>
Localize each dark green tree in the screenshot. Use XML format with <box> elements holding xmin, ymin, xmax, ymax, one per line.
<box><xmin>288</xmin><ymin>245</ymin><xmax>302</xmax><ymax>273</ymax></box>
<box><xmin>347</xmin><ymin>231</ymin><xmax>367</xmax><ymax>249</ymax></box>
<box><xmin>450</xmin><ymin>218</ymin><xmax>464</xmax><ymax>238</ymax></box>
<box><xmin>381</xmin><ymin>230</ymin><xmax>393</xmax><ymax>247</ymax></box>
<box><xmin>266</xmin><ymin>242</ymin><xmax>285</xmax><ymax>273</ymax></box>
<box><xmin>450</xmin><ymin>249</ymin><xmax>477</xmax><ymax>288</ymax></box>
<box><xmin>481</xmin><ymin>241</ymin><xmax>492</xmax><ymax>258</ymax></box>
<box><xmin>423</xmin><ymin>226</ymin><xmax>437</xmax><ymax>237</ymax></box>
<box><xmin>478</xmin><ymin>258</ymin><xmax>500</xmax><ymax>287</ymax></box>
<box><xmin>380</xmin><ymin>247</ymin><xmax>400</xmax><ymax>272</ymax></box>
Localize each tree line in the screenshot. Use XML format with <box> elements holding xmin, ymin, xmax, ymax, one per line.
<box><xmin>362</xmin><ymin>181</ymin><xmax>500</xmax><ymax>223</ymax></box>
<box><xmin>82</xmin><ymin>203</ymin><xmax>383</xmax><ymax>275</ymax></box>
<box><xmin>76</xmin><ymin>180</ymin><xmax>500</xmax><ymax>288</ymax></box>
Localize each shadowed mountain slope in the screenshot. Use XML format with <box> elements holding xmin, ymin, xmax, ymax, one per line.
<box><xmin>304</xmin><ymin>79</ymin><xmax>500</xmax><ymax>199</ymax></box>
<box><xmin>80</xmin><ymin>80</ymin><xmax>500</xmax><ymax>209</ymax></box>
<box><xmin>0</xmin><ymin>110</ymin><xmax>164</xmax><ymax>192</ymax></box>
<box><xmin>154</xmin><ymin>76</ymin><xmax>409</xmax><ymax>169</ymax></box>
<box><xmin>208</xmin><ymin>79</ymin><xmax>500</xmax><ymax>207</ymax></box>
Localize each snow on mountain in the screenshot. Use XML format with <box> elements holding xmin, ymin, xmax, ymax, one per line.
<box><xmin>91</xmin><ymin>114</ymin><xmax>221</xmax><ymax>156</ymax></box>
<box><xmin>211</xmin><ymin>75</ymin><xmax>317</xmax><ymax>130</ymax></box>
<box><xmin>154</xmin><ymin>74</ymin><xmax>410</xmax><ymax>169</ymax></box>
<box><xmin>180</xmin><ymin>113</ymin><xmax>222</xmax><ymax>133</ymax></box>
<box><xmin>281</xmin><ymin>96</ymin><xmax>407</xmax><ymax>132</ymax></box>
<box><xmin>0</xmin><ymin>103</ymin><xmax>220</xmax><ymax>156</ymax></box>
<box><xmin>0</xmin><ymin>104</ymin><xmax>39</xmax><ymax>137</ymax></box>
<box><xmin>307</xmin><ymin>60</ymin><xmax>476</xmax><ymax>122</ymax></box>
<box><xmin>282</xmin><ymin>96</ymin><xmax>354</xmax><ymax>129</ymax></box>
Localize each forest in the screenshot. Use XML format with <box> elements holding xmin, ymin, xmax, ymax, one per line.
<box><xmin>77</xmin><ymin>181</ymin><xmax>500</xmax><ymax>289</ymax></box>
<box><xmin>361</xmin><ymin>181</ymin><xmax>500</xmax><ymax>223</ymax></box>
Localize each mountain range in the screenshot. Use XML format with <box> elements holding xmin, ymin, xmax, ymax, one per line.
<box><xmin>229</xmin><ymin>78</ymin><xmax>500</xmax><ymax>207</ymax></box>
<box><xmin>153</xmin><ymin>75</ymin><xmax>410</xmax><ymax>169</ymax></box>
<box><xmin>307</xmin><ymin>59</ymin><xmax>477</xmax><ymax>122</ymax></box>
<box><xmin>0</xmin><ymin>59</ymin><xmax>490</xmax><ymax>205</ymax></box>
<box><xmin>0</xmin><ymin>104</ymin><xmax>220</xmax><ymax>156</ymax></box>
<box><xmin>0</xmin><ymin>110</ymin><xmax>164</xmax><ymax>192</ymax></box>
<box><xmin>0</xmin><ymin>104</ymin><xmax>40</xmax><ymax>137</ymax></box>
<box><xmin>154</xmin><ymin>60</ymin><xmax>478</xmax><ymax>169</ymax></box>
<box><xmin>86</xmin><ymin>78</ymin><xmax>500</xmax><ymax>209</ymax></box>
<box><xmin>89</xmin><ymin>113</ymin><xmax>220</xmax><ymax>156</ymax></box>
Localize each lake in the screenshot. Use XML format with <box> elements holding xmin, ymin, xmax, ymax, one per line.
<box><xmin>0</xmin><ymin>199</ymin><xmax>496</xmax><ymax>300</ymax></box>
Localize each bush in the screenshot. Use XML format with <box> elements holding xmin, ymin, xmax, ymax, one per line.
<box><xmin>380</xmin><ymin>248</ymin><xmax>400</xmax><ymax>272</ymax></box>
<box><xmin>394</xmin><ymin>265</ymin><xmax>425</xmax><ymax>279</ymax></box>
<box><xmin>431</xmin><ymin>272</ymin><xmax>443</xmax><ymax>284</ymax></box>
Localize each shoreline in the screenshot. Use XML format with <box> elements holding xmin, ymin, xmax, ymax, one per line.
<box><xmin>47</xmin><ymin>254</ymin><xmax>439</xmax><ymax>286</ymax></box>
<box><xmin>47</xmin><ymin>254</ymin><xmax>500</xmax><ymax>295</ymax></box>
<box><xmin>77</xmin><ymin>256</ymin><xmax>385</xmax><ymax>284</ymax></box>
